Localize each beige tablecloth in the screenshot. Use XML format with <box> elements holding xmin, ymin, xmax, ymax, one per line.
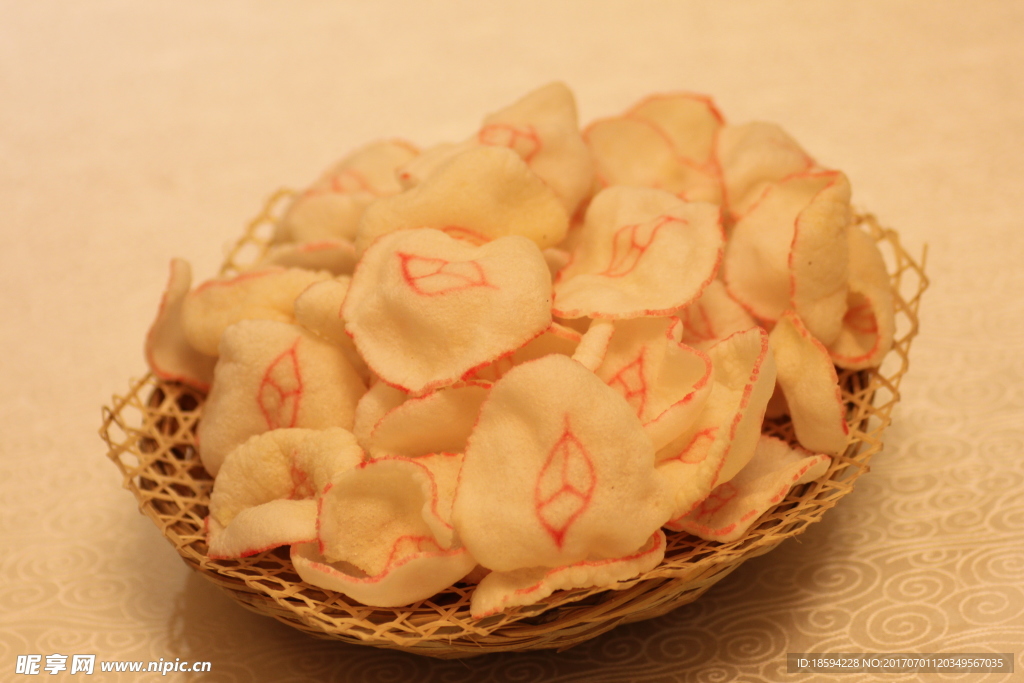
<box><xmin>2</xmin><ymin>2</ymin><xmax>1022</xmax><ymax>681</ymax></box>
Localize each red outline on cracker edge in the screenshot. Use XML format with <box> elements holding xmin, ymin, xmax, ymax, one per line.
<box><xmin>642</xmin><ymin>335</ymin><xmax>714</xmax><ymax>439</ymax></box>
<box><xmin>829</xmin><ymin>289</ymin><xmax>887</xmax><ymax>367</ymax></box>
<box><xmin>786</xmin><ymin>169</ymin><xmax>848</xmax><ymax>298</ymax></box>
<box><xmin>472</xmin><ymin>530</ymin><xmax>667</xmax><ymax>619</ymax></box>
<box><xmin>304</xmin><ymin>168</ymin><xmax>378</xmax><ymax>199</ymax></box>
<box><xmin>366</xmin><ymin>380</ymin><xmax>491</xmax><ymax>454</ymax></box>
<box><xmin>204</xmin><ymin>515</ymin><xmax>317</xmax><ymax>561</ymax></box>
<box><xmin>777</xmin><ymin>310</ymin><xmax>849</xmax><ymax>438</ymax></box>
<box><xmin>144</xmin><ymin>260</ymin><xmax>213</xmax><ymax>392</ymax></box>
<box><xmin>293</xmin><ymin>542</ymin><xmax>472</xmax><ymax>588</ymax></box>
<box><xmin>666</xmin><ymin>449</ymin><xmax>830</xmax><ymax>538</ymax></box>
<box><xmin>626</xmin><ymin>91</ymin><xmax>727</xmax><ymax>129</ymax></box>
<box><xmin>371</xmin><ymin>456</ymin><xmax>455</xmax><ymax>538</ymax></box>
<box><xmin>718</xmin><ymin>129</ymin><xmax>817</xmax><ymax>220</ymax></box>
<box><xmin>456</xmin><ymin>324</ymin><xmax>552</xmax><ymax>386</ymax></box>
<box><xmin>660</xmin><ymin>327</ymin><xmax>772</xmax><ymax>518</ymax></box>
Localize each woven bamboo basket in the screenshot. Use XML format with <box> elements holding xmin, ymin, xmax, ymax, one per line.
<box><xmin>100</xmin><ymin>191</ymin><xmax>928</xmax><ymax>659</ymax></box>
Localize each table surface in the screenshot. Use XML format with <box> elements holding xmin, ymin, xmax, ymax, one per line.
<box><xmin>2</xmin><ymin>2</ymin><xmax>1022</xmax><ymax>681</ymax></box>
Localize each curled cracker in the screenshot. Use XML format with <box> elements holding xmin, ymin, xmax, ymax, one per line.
<box><xmin>470</xmin><ymin>530</ymin><xmax>666</xmax><ymax>618</ymax></box>
<box><xmin>769</xmin><ymin>311</ymin><xmax>849</xmax><ymax>455</ymax></box>
<box><xmin>828</xmin><ymin>224</ymin><xmax>896</xmax><ymax>369</ymax></box>
<box><xmin>206</xmin><ymin>427</ymin><xmax>363</xmax><ymax>559</ymax></box>
<box><xmin>593</xmin><ymin>317</ymin><xmax>713</xmax><ymax>451</ymax></box>
<box><xmin>666</xmin><ymin>435</ymin><xmax>830</xmax><ymax>541</ymax></box>
<box><xmin>723</xmin><ymin>171</ymin><xmax>849</xmax><ymax>327</ymax></box>
<box><xmin>258</xmin><ymin>239</ymin><xmax>358</xmax><ymax>276</ymax></box>
<box><xmin>292</xmin><ymin>277</ymin><xmax>369</xmax><ymax>383</ymax></box>
<box><xmin>145</xmin><ymin>258</ymin><xmax>216</xmax><ymax>391</ymax></box>
<box><xmin>677</xmin><ymin>279</ymin><xmax>757</xmax><ymax>351</ymax></box>
<box><xmin>466</xmin><ymin>323</ymin><xmax>581</xmax><ymax>383</ymax></box>
<box><xmin>207</xmin><ymin>499</ymin><xmax>317</xmax><ymax>560</ymax></box>
<box><xmin>398</xmin><ymin>82</ymin><xmax>593</xmax><ymax>217</ymax></box>
<box><xmin>367</xmin><ymin>383</ymin><xmax>489</xmax><ymax>459</ymax></box>
<box><xmin>292</xmin><ymin>541</ymin><xmax>475</xmax><ymax>608</ymax></box>
<box><xmin>656</xmin><ymin>327</ymin><xmax>777</xmax><ymax>519</ymax></box>
<box><xmin>197</xmin><ymin>320</ymin><xmax>366</xmax><ymax>476</ymax></box>
<box><xmin>318</xmin><ymin>457</ymin><xmax>456</xmax><ymax>574</ymax></box>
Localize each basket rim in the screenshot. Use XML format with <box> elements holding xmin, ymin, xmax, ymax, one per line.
<box><xmin>100</xmin><ymin>200</ymin><xmax>928</xmax><ymax>657</ymax></box>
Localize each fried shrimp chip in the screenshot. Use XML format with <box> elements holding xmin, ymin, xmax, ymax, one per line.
<box><xmin>570</xmin><ymin>319</ymin><xmax>615</xmax><ymax>371</ymax></box>
<box><xmin>210</xmin><ymin>427</ymin><xmax>363</xmax><ymax>525</ymax></box>
<box><xmin>666</xmin><ymin>436</ymin><xmax>830</xmax><ymax>541</ymax></box>
<box><xmin>586</xmin><ymin>93</ymin><xmax>724</xmax><ymax>204</ymax></box>
<box><xmin>274</xmin><ymin>139</ymin><xmax>418</xmax><ymax>245</ymax></box>
<box><xmin>197</xmin><ymin>320</ymin><xmax>366</xmax><ymax>476</ymax></box>
<box><xmin>593</xmin><ymin>317</ymin><xmax>713</xmax><ymax>451</ymax></box>
<box><xmin>398</xmin><ymin>83</ymin><xmax>593</xmax><ymax>217</ymax></box>
<box><xmin>300</xmin><ymin>442</ymin><xmax>476</xmax><ymax>606</ymax></box>
<box><xmin>469</xmin><ymin>530</ymin><xmax>666</xmax><ymax>618</ymax></box>
<box><xmin>356</xmin><ymin>145</ymin><xmax>569</xmax><ymax>255</ymax></box>
<box><xmin>769</xmin><ymin>311</ymin><xmax>849</xmax><ymax>455</ymax></box>
<box><xmin>479</xmin><ymin>82</ymin><xmax>594</xmax><ymax>215</ymax></box>
<box><xmin>789</xmin><ymin>173</ymin><xmax>852</xmax><ymax>346</ymax></box>
<box><xmin>367</xmin><ymin>382</ymin><xmax>489</xmax><ymax>459</ymax></box>
<box><xmin>723</xmin><ymin>171</ymin><xmax>850</xmax><ymax>333</ymax></box>
<box><xmin>411</xmin><ymin>452</ymin><xmax>464</xmax><ymax>526</ymax></box>
<box><xmin>318</xmin><ymin>457</ymin><xmax>456</xmax><ymax>574</ymax></box>
<box><xmin>677</xmin><ymin>279</ymin><xmax>757</xmax><ymax>351</ymax></box>
<box><xmin>207</xmin><ymin>499</ymin><xmax>317</xmax><ymax>560</ymax></box>
<box><xmin>465</xmin><ymin>323</ymin><xmax>581</xmax><ymax>382</ymax></box>
<box><xmin>291</xmin><ymin>541</ymin><xmax>476</xmax><ymax>608</ymax></box>
<box><xmin>205</xmin><ymin>427</ymin><xmax>363</xmax><ymax>558</ymax></box>
<box><xmin>343</xmin><ymin>228</ymin><xmax>552</xmax><ymax>394</ymax></box>
<box><xmin>258</xmin><ymin>239</ymin><xmax>358</xmax><ymax>276</ymax></box>
<box><xmin>717</xmin><ymin>122</ymin><xmax>816</xmax><ymax>219</ymax></box>
<box><xmin>291</xmin><ymin>276</ymin><xmax>369</xmax><ymax>383</ymax></box>
<box><xmin>351</xmin><ymin>380</ymin><xmax>408</xmax><ymax>449</ymax></box>
<box><xmin>828</xmin><ymin>224</ymin><xmax>896</xmax><ymax>369</ymax></box>
<box><xmin>552</xmin><ymin>186</ymin><xmax>723</xmax><ymax>319</ymax></box>
<box><xmin>145</xmin><ymin>258</ymin><xmax>216</xmax><ymax>391</ymax></box>
<box><xmin>656</xmin><ymin>327</ymin><xmax>776</xmax><ymax>519</ymax></box>
<box><xmin>181</xmin><ymin>267</ymin><xmax>330</xmax><ymax>357</ymax></box>
<box><xmin>452</xmin><ymin>355</ymin><xmax>672</xmax><ymax>572</ymax></box>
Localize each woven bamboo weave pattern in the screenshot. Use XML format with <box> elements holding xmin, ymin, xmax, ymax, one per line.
<box><xmin>100</xmin><ymin>193</ymin><xmax>927</xmax><ymax>658</ymax></box>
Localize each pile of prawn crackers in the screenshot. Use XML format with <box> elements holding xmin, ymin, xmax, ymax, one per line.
<box><xmin>145</xmin><ymin>84</ymin><xmax>894</xmax><ymax>618</ymax></box>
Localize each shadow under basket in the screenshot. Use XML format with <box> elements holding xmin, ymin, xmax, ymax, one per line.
<box><xmin>100</xmin><ymin>198</ymin><xmax>927</xmax><ymax>659</ymax></box>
